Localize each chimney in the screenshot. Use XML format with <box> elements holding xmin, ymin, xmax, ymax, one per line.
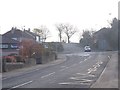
<box><xmin>11</xmin><ymin>27</ymin><xmax>14</xmax><ymax>30</ymax></box>
<box><xmin>28</xmin><ymin>28</ymin><xmax>30</xmax><ymax>32</ymax></box>
<box><xmin>11</xmin><ymin>27</ymin><xmax>15</xmax><ymax>34</ymax></box>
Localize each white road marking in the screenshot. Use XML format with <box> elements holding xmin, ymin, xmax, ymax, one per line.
<box><xmin>83</xmin><ymin>56</ymin><xmax>91</xmax><ymax>62</ymax></box>
<box><xmin>88</xmin><ymin>74</ymin><xmax>95</xmax><ymax>77</ymax></box>
<box><xmin>88</xmin><ymin>68</ymin><xmax>92</xmax><ymax>71</ymax></box>
<box><xmin>97</xmin><ymin>64</ymin><xmax>100</xmax><ymax>67</ymax></box>
<box><xmin>66</xmin><ymin>53</ymin><xmax>90</xmax><ymax>57</ymax></box>
<box><xmin>60</xmin><ymin>69</ymin><xmax>65</xmax><ymax>71</ymax></box>
<box><xmin>92</xmin><ymin>67</ymin><xmax>97</xmax><ymax>71</ymax></box>
<box><xmin>84</xmin><ymin>59</ymin><xmax>87</xmax><ymax>61</ymax></box>
<box><xmin>59</xmin><ymin>81</ymin><xmax>91</xmax><ymax>85</ymax></box>
<box><xmin>88</xmin><ymin>56</ymin><xmax>91</xmax><ymax>59</ymax></box>
<box><xmin>76</xmin><ymin>73</ymin><xmax>95</xmax><ymax>77</ymax></box>
<box><xmin>2</xmin><ymin>78</ymin><xmax>8</xmax><ymax>80</ymax></box>
<box><xmin>59</xmin><ymin>82</ymin><xmax>77</xmax><ymax>85</ymax></box>
<box><xmin>71</xmin><ymin>64</ymin><xmax>77</xmax><ymax>67</ymax></box>
<box><xmin>98</xmin><ymin>61</ymin><xmax>103</xmax><ymax>64</ymax></box>
<box><xmin>88</xmin><ymin>70</ymin><xmax>92</xmax><ymax>74</ymax></box>
<box><xmin>79</xmin><ymin>82</ymin><xmax>91</xmax><ymax>85</ymax></box>
<box><xmin>76</xmin><ymin>73</ymin><xmax>88</xmax><ymax>75</ymax></box>
<box><xmin>79</xmin><ymin>61</ymin><xmax>83</xmax><ymax>64</ymax></box>
<box><xmin>60</xmin><ymin>67</ymin><xmax>69</xmax><ymax>71</ymax></box>
<box><xmin>69</xmin><ymin>77</ymin><xmax>80</xmax><ymax>80</ymax></box>
<box><xmin>61</xmin><ymin>66</ymin><xmax>67</xmax><ymax>68</ymax></box>
<box><xmin>41</xmin><ymin>72</ymin><xmax>55</xmax><ymax>78</ymax></box>
<box><xmin>11</xmin><ymin>80</ymin><xmax>33</xmax><ymax>88</ymax></box>
<box><xmin>79</xmin><ymin>79</ymin><xmax>93</xmax><ymax>82</ymax></box>
<box><xmin>69</xmin><ymin>77</ymin><xmax>93</xmax><ymax>82</ymax></box>
<box><xmin>108</xmin><ymin>56</ymin><xmax>111</xmax><ymax>59</ymax></box>
<box><xmin>87</xmin><ymin>60</ymin><xmax>104</xmax><ymax>74</ymax></box>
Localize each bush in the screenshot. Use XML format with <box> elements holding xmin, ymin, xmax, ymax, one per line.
<box><xmin>19</xmin><ymin>39</ymin><xmax>45</xmax><ymax>60</ymax></box>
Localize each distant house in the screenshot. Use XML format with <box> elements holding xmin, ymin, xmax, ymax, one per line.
<box><xmin>93</xmin><ymin>28</ymin><xmax>111</xmax><ymax>50</ymax></box>
<box><xmin>1</xmin><ymin>27</ymin><xmax>42</xmax><ymax>56</ymax></box>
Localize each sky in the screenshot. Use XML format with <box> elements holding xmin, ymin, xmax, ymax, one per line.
<box><xmin>0</xmin><ymin>0</ymin><xmax>119</xmax><ymax>42</ymax></box>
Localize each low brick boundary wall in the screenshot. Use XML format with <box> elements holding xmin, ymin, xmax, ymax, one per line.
<box><xmin>41</xmin><ymin>53</ymin><xmax>56</xmax><ymax>64</ymax></box>
<box><xmin>2</xmin><ymin>53</ymin><xmax>57</xmax><ymax>72</ymax></box>
<box><xmin>3</xmin><ymin>63</ymin><xmax>24</xmax><ymax>72</ymax></box>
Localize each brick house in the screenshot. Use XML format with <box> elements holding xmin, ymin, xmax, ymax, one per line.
<box><xmin>93</xmin><ymin>28</ymin><xmax>111</xmax><ymax>50</ymax></box>
<box><xmin>1</xmin><ymin>27</ymin><xmax>42</xmax><ymax>56</ymax></box>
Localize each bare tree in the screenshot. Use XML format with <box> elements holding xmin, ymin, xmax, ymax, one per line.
<box><xmin>33</xmin><ymin>25</ymin><xmax>50</xmax><ymax>42</ymax></box>
<box><xmin>62</xmin><ymin>24</ymin><xmax>77</xmax><ymax>43</ymax></box>
<box><xmin>55</xmin><ymin>24</ymin><xmax>64</xmax><ymax>42</ymax></box>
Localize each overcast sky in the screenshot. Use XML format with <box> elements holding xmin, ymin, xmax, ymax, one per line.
<box><xmin>0</xmin><ymin>0</ymin><xmax>119</xmax><ymax>42</ymax></box>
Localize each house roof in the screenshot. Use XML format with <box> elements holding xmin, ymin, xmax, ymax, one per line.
<box><xmin>94</xmin><ymin>27</ymin><xmax>111</xmax><ymax>36</ymax></box>
<box><xmin>2</xmin><ymin>28</ymin><xmax>35</xmax><ymax>40</ymax></box>
<box><xmin>24</xmin><ymin>30</ymin><xmax>39</xmax><ymax>37</ymax></box>
<box><xmin>93</xmin><ymin>27</ymin><xmax>111</xmax><ymax>40</ymax></box>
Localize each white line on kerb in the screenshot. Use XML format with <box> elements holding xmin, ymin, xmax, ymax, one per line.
<box><xmin>11</xmin><ymin>80</ymin><xmax>33</xmax><ymax>88</ymax></box>
<box><xmin>41</xmin><ymin>72</ymin><xmax>55</xmax><ymax>78</ymax></box>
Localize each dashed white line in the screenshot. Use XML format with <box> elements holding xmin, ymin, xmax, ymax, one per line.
<box><xmin>60</xmin><ymin>67</ymin><xmax>69</xmax><ymax>71</ymax></box>
<box><xmin>11</xmin><ymin>80</ymin><xmax>33</xmax><ymax>89</ymax></box>
<box><xmin>41</xmin><ymin>72</ymin><xmax>55</xmax><ymax>78</ymax></box>
<box><xmin>61</xmin><ymin>66</ymin><xmax>67</xmax><ymax>68</ymax></box>
<box><xmin>71</xmin><ymin>64</ymin><xmax>77</xmax><ymax>67</ymax></box>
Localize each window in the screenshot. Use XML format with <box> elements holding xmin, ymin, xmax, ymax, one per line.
<box><xmin>0</xmin><ymin>44</ymin><xmax>9</xmax><ymax>49</ymax></box>
<box><xmin>10</xmin><ymin>44</ymin><xmax>18</xmax><ymax>49</ymax></box>
<box><xmin>12</xmin><ymin>38</ymin><xmax>18</xmax><ymax>41</ymax></box>
<box><xmin>36</xmin><ymin>36</ymin><xmax>39</xmax><ymax>42</ymax></box>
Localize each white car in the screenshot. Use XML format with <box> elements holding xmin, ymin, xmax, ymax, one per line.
<box><xmin>84</xmin><ymin>45</ymin><xmax>91</xmax><ymax>52</ymax></box>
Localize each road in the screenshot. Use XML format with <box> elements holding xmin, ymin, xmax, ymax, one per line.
<box><xmin>2</xmin><ymin>43</ymin><xmax>117</xmax><ymax>89</ymax></box>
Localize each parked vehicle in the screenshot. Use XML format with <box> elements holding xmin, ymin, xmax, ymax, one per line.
<box><xmin>84</xmin><ymin>45</ymin><xmax>91</xmax><ymax>52</ymax></box>
<box><xmin>2</xmin><ymin>53</ymin><xmax>23</xmax><ymax>63</ymax></box>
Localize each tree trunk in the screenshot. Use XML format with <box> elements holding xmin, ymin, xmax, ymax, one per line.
<box><xmin>68</xmin><ymin>36</ymin><xmax>70</xmax><ymax>43</ymax></box>
<box><xmin>59</xmin><ymin>33</ymin><xmax>62</xmax><ymax>42</ymax></box>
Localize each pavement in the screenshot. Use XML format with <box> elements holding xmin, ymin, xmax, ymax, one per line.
<box><xmin>2</xmin><ymin>54</ymin><xmax>66</xmax><ymax>79</ymax></box>
<box><xmin>91</xmin><ymin>52</ymin><xmax>118</xmax><ymax>88</ymax></box>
